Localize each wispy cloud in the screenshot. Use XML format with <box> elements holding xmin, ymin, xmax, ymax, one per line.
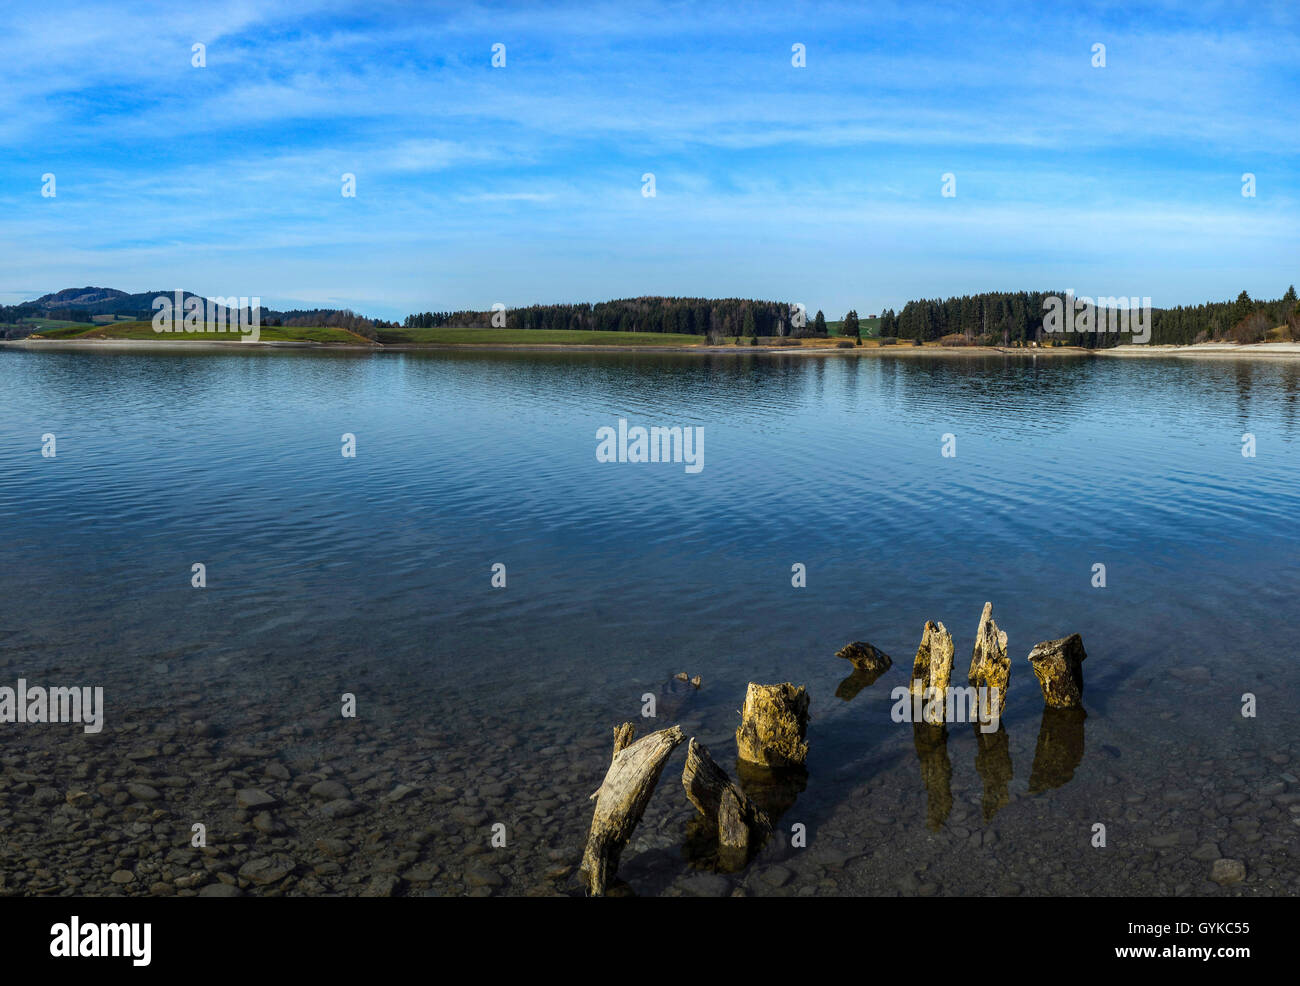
<box><xmin>1</xmin><ymin>0</ymin><xmax>1296</xmax><ymax>318</ymax></box>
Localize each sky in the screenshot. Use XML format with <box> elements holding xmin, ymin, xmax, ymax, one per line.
<box><xmin>0</xmin><ymin>0</ymin><xmax>1296</xmax><ymax>321</ymax></box>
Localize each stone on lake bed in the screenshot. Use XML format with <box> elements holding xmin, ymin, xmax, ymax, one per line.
<box><xmin>309</xmin><ymin>779</ymin><xmax>350</xmax><ymax>801</ymax></box>
<box><xmin>835</xmin><ymin>641</ymin><xmax>893</xmax><ymax>673</ymax></box>
<box><xmin>1027</xmin><ymin>633</ymin><xmax>1087</xmax><ymax>708</ymax></box>
<box><xmin>235</xmin><ymin>788</ymin><xmax>276</xmax><ymax>808</ymax></box>
<box><xmin>466</xmin><ymin>863</ymin><xmax>504</xmax><ymax>888</ymax></box>
<box><xmin>1209</xmin><ymin>858</ymin><xmax>1246</xmax><ymax>885</ymax></box>
<box><xmin>735</xmin><ymin>682</ymin><xmax>810</xmax><ymax>768</ymax></box>
<box><xmin>238</xmin><ymin>855</ymin><xmax>295</xmax><ymax>886</ymax></box>
<box><xmin>319</xmin><ymin>798</ymin><xmax>362</xmax><ymax>819</ymax></box>
<box><xmin>198</xmin><ymin>883</ymin><xmax>243</xmax><ymax>897</ymax></box>
<box><xmin>362</xmin><ymin>875</ymin><xmax>401</xmax><ymax>897</ymax></box>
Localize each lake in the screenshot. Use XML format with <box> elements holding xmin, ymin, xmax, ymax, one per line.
<box><xmin>1</xmin><ymin>346</ymin><xmax>1296</xmax><ymax>896</ymax></box>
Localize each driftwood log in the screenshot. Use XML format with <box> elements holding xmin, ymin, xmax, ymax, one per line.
<box><xmin>581</xmin><ymin>723</ymin><xmax>685</xmax><ymax>895</ymax></box>
<box><xmin>681</xmin><ymin>738</ymin><xmax>771</xmax><ymax>869</ymax></box>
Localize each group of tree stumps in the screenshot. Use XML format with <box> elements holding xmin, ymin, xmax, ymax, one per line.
<box><xmin>580</xmin><ymin>682</ymin><xmax>809</xmax><ymax>896</ymax></box>
<box><xmin>579</xmin><ymin>602</ymin><xmax>1087</xmax><ymax>896</ymax></box>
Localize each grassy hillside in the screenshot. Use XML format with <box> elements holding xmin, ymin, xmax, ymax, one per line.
<box><xmin>32</xmin><ymin>321</ymin><xmax>376</xmax><ymax>344</ymax></box>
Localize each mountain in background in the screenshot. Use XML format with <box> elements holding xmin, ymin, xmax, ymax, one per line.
<box><xmin>28</xmin><ymin>286</ymin><xmax>249</xmax><ymax>319</ymax></box>
<box><xmin>2</xmin><ymin>287</ymin><xmax>389</xmax><ymax>339</ymax></box>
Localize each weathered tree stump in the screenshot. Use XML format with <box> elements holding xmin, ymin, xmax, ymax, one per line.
<box><xmin>681</xmin><ymin>738</ymin><xmax>771</xmax><ymax>870</ymax></box>
<box><xmin>967</xmin><ymin>602</ymin><xmax>1010</xmax><ymax>721</ymax></box>
<box><xmin>1027</xmin><ymin>633</ymin><xmax>1087</xmax><ymax>708</ymax></box>
<box><xmin>580</xmin><ymin>724</ymin><xmax>685</xmax><ymax>896</ymax></box>
<box><xmin>835</xmin><ymin>641</ymin><xmax>893</xmax><ymax>674</ymax></box>
<box><xmin>735</xmin><ymin>682</ymin><xmax>810</xmax><ymax>768</ymax></box>
<box><xmin>909</xmin><ymin>621</ymin><xmax>954</xmax><ymax>724</ymax></box>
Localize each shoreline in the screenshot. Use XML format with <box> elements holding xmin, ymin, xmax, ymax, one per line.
<box><xmin>7</xmin><ymin>337</ymin><xmax>1300</xmax><ymax>359</ymax></box>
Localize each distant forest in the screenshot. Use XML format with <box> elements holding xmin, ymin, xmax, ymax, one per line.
<box><xmin>6</xmin><ymin>286</ymin><xmax>1298</xmax><ymax>347</ymax></box>
<box><xmin>403</xmin><ymin>297</ymin><xmax>801</xmax><ymax>341</ymax></box>
<box><xmin>879</xmin><ymin>287</ymin><xmax>1300</xmax><ymax>347</ymax></box>
<box><xmin>403</xmin><ymin>288</ymin><xmax>1300</xmax><ymax>347</ymax></box>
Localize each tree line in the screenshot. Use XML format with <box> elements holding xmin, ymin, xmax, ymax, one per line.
<box><xmin>404</xmin><ymin>297</ymin><xmax>809</xmax><ymax>341</ymax></box>
<box><xmin>263</xmin><ymin>309</ymin><xmax>399</xmax><ymax>340</ymax></box>
<box><xmin>404</xmin><ymin>287</ymin><xmax>1300</xmax><ymax>348</ymax></box>
<box><xmin>877</xmin><ymin>287</ymin><xmax>1300</xmax><ymax>347</ymax></box>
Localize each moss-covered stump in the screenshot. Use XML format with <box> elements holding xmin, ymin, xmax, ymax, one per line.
<box><xmin>835</xmin><ymin>640</ymin><xmax>893</xmax><ymax>674</ymax></box>
<box><xmin>967</xmin><ymin>602</ymin><xmax>1010</xmax><ymax>720</ymax></box>
<box><xmin>1027</xmin><ymin>633</ymin><xmax>1087</xmax><ymax>708</ymax></box>
<box><xmin>735</xmin><ymin>682</ymin><xmax>810</xmax><ymax>768</ymax></box>
<box><xmin>908</xmin><ymin>621</ymin><xmax>954</xmax><ymax>724</ymax></box>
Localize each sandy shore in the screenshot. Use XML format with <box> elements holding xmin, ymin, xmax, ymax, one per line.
<box><xmin>1096</xmin><ymin>342</ymin><xmax>1300</xmax><ymax>358</ymax></box>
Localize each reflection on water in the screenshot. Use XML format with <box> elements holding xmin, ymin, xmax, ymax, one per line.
<box><xmin>0</xmin><ymin>347</ymin><xmax>1297</xmax><ymax>895</ymax></box>
<box><xmin>1029</xmin><ymin>706</ymin><xmax>1088</xmax><ymax>793</ymax></box>
<box><xmin>736</xmin><ymin>758</ymin><xmax>807</xmax><ymax>827</ymax></box>
<box><xmin>912</xmin><ymin>722</ymin><xmax>953</xmax><ymax>831</ymax></box>
<box><xmin>835</xmin><ymin>666</ymin><xmax>888</xmax><ymax>700</ymax></box>
<box><xmin>973</xmin><ymin>723</ymin><xmax>1014</xmax><ymax>822</ymax></box>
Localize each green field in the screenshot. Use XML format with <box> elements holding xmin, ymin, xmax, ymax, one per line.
<box><xmin>826</xmin><ymin>317</ymin><xmax>881</xmax><ymax>337</ymax></box>
<box><xmin>32</xmin><ymin>321</ymin><xmax>375</xmax><ymax>344</ymax></box>
<box><xmin>0</xmin><ymin>317</ymin><xmax>93</xmax><ymax>335</ymax></box>
<box><xmin>376</xmin><ymin>327</ymin><xmax>707</xmax><ymax>346</ymax></box>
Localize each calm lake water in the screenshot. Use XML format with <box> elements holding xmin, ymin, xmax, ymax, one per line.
<box><xmin>1</xmin><ymin>347</ymin><xmax>1297</xmax><ymax>897</ymax></box>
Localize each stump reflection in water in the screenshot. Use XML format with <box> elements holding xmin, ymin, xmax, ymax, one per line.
<box><xmin>972</xmin><ymin>722</ymin><xmax>1013</xmax><ymax>823</ymax></box>
<box><xmin>1028</xmin><ymin>706</ymin><xmax>1087</xmax><ymax>793</ymax></box>
<box><xmin>912</xmin><ymin>722</ymin><xmax>952</xmax><ymax>831</ymax></box>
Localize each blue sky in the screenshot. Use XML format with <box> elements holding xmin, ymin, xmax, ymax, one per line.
<box><xmin>1</xmin><ymin>0</ymin><xmax>1296</xmax><ymax>320</ymax></box>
